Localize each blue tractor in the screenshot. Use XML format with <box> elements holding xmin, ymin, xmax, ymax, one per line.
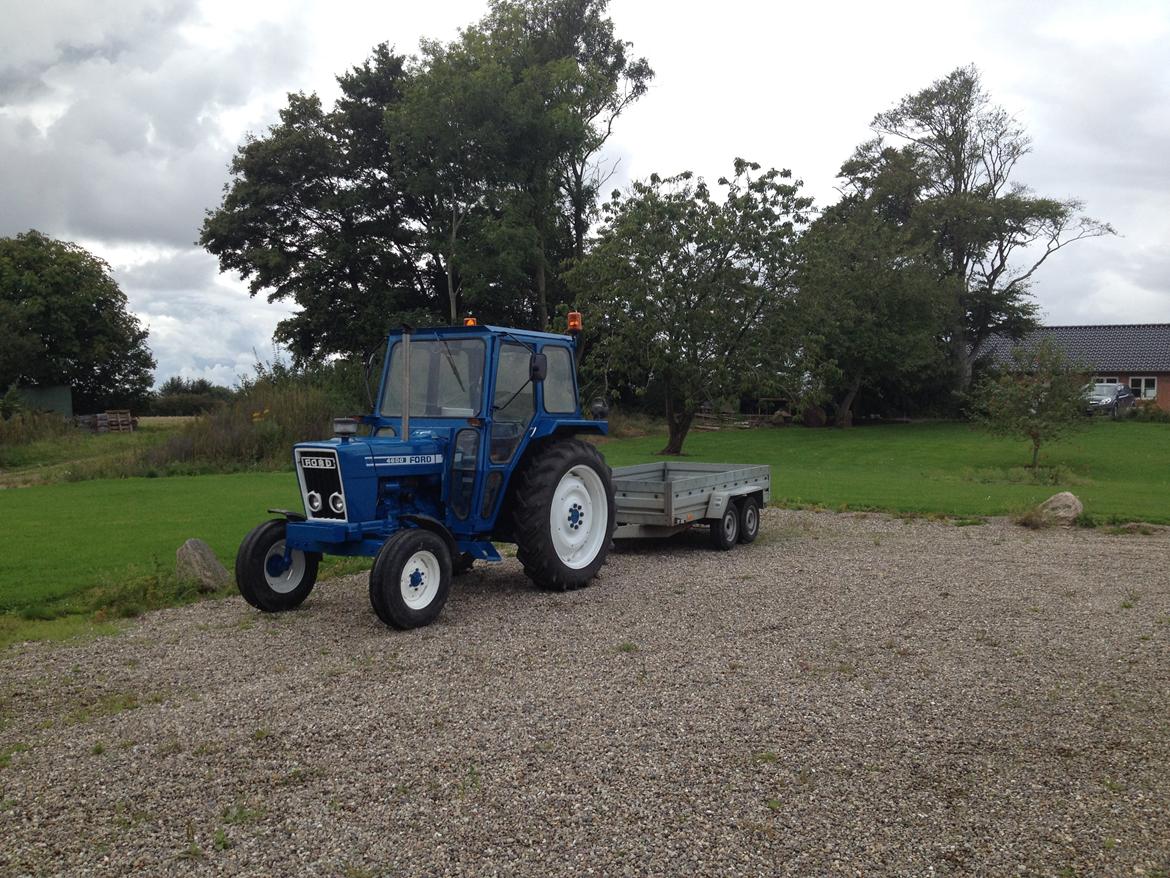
<box><xmin>234</xmin><ymin>316</ymin><xmax>615</xmax><ymax>629</ymax></box>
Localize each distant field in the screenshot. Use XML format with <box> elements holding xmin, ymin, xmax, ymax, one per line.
<box><xmin>0</xmin><ymin>419</ymin><xmax>1165</xmax><ymax>632</ymax></box>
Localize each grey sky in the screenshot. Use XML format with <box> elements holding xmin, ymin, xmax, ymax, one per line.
<box><xmin>2</xmin><ymin>0</ymin><xmax>1167</xmax><ymax>386</ymax></box>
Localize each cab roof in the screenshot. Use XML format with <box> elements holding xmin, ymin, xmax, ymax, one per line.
<box><xmin>386</xmin><ymin>324</ymin><xmax>576</xmax><ymax>345</ymax></box>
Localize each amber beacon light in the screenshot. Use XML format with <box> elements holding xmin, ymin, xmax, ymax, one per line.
<box><xmin>463</xmin><ymin>317</ymin><xmax>478</xmax><ymax>326</ymax></box>
<box><xmin>567</xmin><ymin>311</ymin><xmax>583</xmax><ymax>333</ymax></box>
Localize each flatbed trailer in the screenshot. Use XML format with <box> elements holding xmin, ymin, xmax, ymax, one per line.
<box><xmin>611</xmin><ymin>462</ymin><xmax>771</xmax><ymax>548</ymax></box>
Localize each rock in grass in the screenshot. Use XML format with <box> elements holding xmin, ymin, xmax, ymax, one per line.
<box><xmin>176</xmin><ymin>539</ymin><xmax>230</xmax><ymax>593</ymax></box>
<box><xmin>1038</xmin><ymin>492</ymin><xmax>1083</xmax><ymax>527</ymax></box>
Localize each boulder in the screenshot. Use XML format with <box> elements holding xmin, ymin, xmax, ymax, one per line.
<box><xmin>176</xmin><ymin>538</ymin><xmax>230</xmax><ymax>593</ymax></box>
<box><xmin>1038</xmin><ymin>492</ymin><xmax>1083</xmax><ymax>527</ymax></box>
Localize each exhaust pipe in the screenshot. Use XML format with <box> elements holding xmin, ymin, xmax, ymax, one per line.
<box><xmin>400</xmin><ymin>324</ymin><xmax>412</xmax><ymax>440</ymax></box>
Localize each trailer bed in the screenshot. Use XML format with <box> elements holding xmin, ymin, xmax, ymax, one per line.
<box><xmin>611</xmin><ymin>462</ymin><xmax>771</xmax><ymax>539</ymax></box>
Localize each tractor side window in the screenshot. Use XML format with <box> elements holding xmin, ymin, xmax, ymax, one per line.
<box><xmin>490</xmin><ymin>342</ymin><xmax>534</xmax><ymax>463</ymax></box>
<box><xmin>542</xmin><ymin>346</ymin><xmax>577</xmax><ymax>414</ymax></box>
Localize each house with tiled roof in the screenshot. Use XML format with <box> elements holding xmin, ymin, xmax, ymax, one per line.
<box><xmin>981</xmin><ymin>324</ymin><xmax>1170</xmax><ymax>411</ymax></box>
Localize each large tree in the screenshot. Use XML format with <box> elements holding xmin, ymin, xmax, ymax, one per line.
<box><xmin>201</xmin><ymin>0</ymin><xmax>651</xmax><ymax>358</ymax></box>
<box><xmin>568</xmin><ymin>161</ymin><xmax>812</xmax><ymax>454</ymax></box>
<box><xmin>200</xmin><ymin>47</ymin><xmax>434</xmax><ymax>365</ymax></box>
<box><xmin>796</xmin><ymin>197</ymin><xmax>951</xmax><ymax>427</ymax></box>
<box><xmin>842</xmin><ymin>66</ymin><xmax>1114</xmax><ymax>389</ymax></box>
<box><xmin>0</xmin><ymin>230</ymin><xmax>155</xmax><ymax>412</ymax></box>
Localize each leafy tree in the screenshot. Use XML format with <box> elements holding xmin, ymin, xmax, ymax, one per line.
<box><xmin>797</xmin><ymin>198</ymin><xmax>951</xmax><ymax>426</ymax></box>
<box><xmin>202</xmin><ymin>1</ymin><xmax>651</xmax><ymax>358</ymax></box>
<box><xmin>969</xmin><ymin>339</ymin><xmax>1085</xmax><ymax>468</ymax></box>
<box><xmin>200</xmin><ymin>48</ymin><xmax>436</xmax><ymax>364</ymax></box>
<box><xmin>0</xmin><ymin>230</ymin><xmax>155</xmax><ymax>412</ymax></box>
<box><xmin>568</xmin><ymin>161</ymin><xmax>812</xmax><ymax>454</ymax></box>
<box><xmin>842</xmin><ymin>65</ymin><xmax>1114</xmax><ymax>389</ymax></box>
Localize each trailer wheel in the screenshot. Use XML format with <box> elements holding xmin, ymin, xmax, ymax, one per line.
<box><xmin>737</xmin><ymin>496</ymin><xmax>760</xmax><ymax>544</ymax></box>
<box><xmin>369</xmin><ymin>529</ymin><xmax>453</xmax><ymax>629</ymax></box>
<box><xmin>235</xmin><ymin>519</ymin><xmax>320</xmax><ymax>612</ymax></box>
<box><xmin>512</xmin><ymin>438</ymin><xmax>616</xmax><ymax>591</ymax></box>
<box><xmin>709</xmin><ymin>505</ymin><xmax>739</xmax><ymax>550</ymax></box>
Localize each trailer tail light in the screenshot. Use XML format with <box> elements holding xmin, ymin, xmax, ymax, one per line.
<box><xmin>567</xmin><ymin>311</ymin><xmax>582</xmax><ymax>333</ymax></box>
<box><xmin>463</xmin><ymin>317</ymin><xmax>477</xmax><ymax>326</ymax></box>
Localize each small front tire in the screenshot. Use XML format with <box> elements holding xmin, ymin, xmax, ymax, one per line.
<box><xmin>235</xmin><ymin>519</ymin><xmax>320</xmax><ymax>612</ymax></box>
<box><xmin>369</xmin><ymin>529</ymin><xmax>453</xmax><ymax>629</ymax></box>
<box><xmin>710</xmin><ymin>505</ymin><xmax>739</xmax><ymax>551</ymax></box>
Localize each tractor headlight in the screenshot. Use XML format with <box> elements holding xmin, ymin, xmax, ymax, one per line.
<box><xmin>307</xmin><ymin>491</ymin><xmax>322</xmax><ymax>512</ymax></box>
<box><xmin>329</xmin><ymin>492</ymin><xmax>345</xmax><ymax>514</ymax></box>
<box><xmin>333</xmin><ymin>417</ymin><xmax>359</xmax><ymax>438</ymax></box>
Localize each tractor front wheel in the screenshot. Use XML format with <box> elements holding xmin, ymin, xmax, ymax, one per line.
<box><xmin>369</xmin><ymin>529</ymin><xmax>453</xmax><ymax>629</ymax></box>
<box><xmin>235</xmin><ymin>519</ymin><xmax>320</xmax><ymax>612</ymax></box>
<box><xmin>512</xmin><ymin>438</ymin><xmax>616</xmax><ymax>591</ymax></box>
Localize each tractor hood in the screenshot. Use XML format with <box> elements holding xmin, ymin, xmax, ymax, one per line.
<box><xmin>292</xmin><ymin>433</ymin><xmax>446</xmax><ymax>523</ymax></box>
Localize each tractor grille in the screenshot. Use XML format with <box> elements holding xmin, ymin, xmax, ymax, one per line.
<box><xmin>295</xmin><ymin>449</ymin><xmax>347</xmax><ymax>521</ymax></box>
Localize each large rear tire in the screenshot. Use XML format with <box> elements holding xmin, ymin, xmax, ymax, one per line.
<box><xmin>512</xmin><ymin>439</ymin><xmax>616</xmax><ymax>591</ymax></box>
<box><xmin>369</xmin><ymin>529</ymin><xmax>453</xmax><ymax>629</ymax></box>
<box><xmin>235</xmin><ymin>519</ymin><xmax>320</xmax><ymax>612</ymax></box>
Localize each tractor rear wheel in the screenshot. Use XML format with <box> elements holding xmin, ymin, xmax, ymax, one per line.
<box><xmin>235</xmin><ymin>519</ymin><xmax>320</xmax><ymax>612</ymax></box>
<box><xmin>512</xmin><ymin>438</ymin><xmax>616</xmax><ymax>591</ymax></box>
<box><xmin>369</xmin><ymin>529</ymin><xmax>453</xmax><ymax>629</ymax></box>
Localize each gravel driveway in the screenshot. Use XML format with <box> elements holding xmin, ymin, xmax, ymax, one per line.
<box><xmin>1</xmin><ymin>509</ymin><xmax>1168</xmax><ymax>877</ymax></box>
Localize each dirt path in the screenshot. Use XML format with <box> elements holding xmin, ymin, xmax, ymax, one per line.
<box><xmin>1</xmin><ymin>510</ymin><xmax>1168</xmax><ymax>877</ymax></box>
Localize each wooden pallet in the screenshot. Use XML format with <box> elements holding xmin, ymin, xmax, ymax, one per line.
<box><xmin>105</xmin><ymin>410</ymin><xmax>134</xmax><ymax>432</ymax></box>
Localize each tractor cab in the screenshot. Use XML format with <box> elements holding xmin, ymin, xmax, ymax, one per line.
<box><xmin>236</xmin><ymin>316</ymin><xmax>616</xmax><ymax>631</ymax></box>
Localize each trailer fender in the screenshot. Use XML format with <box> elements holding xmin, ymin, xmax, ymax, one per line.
<box><xmin>703</xmin><ymin>488</ymin><xmax>763</xmax><ymax>521</ymax></box>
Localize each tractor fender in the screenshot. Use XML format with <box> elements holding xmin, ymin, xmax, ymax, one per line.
<box><xmin>267</xmin><ymin>508</ymin><xmax>307</xmax><ymax>522</ymax></box>
<box><xmin>400</xmin><ymin>514</ymin><xmax>458</xmax><ymax>558</ymax></box>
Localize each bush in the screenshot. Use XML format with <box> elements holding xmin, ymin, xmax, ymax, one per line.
<box><xmin>1129</xmin><ymin>403</ymin><xmax>1170</xmax><ymax>423</ymax></box>
<box><xmin>143</xmin><ymin>356</ymin><xmax>370</xmax><ymax>471</ymax></box>
<box><xmin>0</xmin><ymin>410</ymin><xmax>76</xmax><ymax>448</ymax></box>
<box><xmin>148</xmin><ymin>393</ymin><xmax>229</xmax><ymax>417</ymax></box>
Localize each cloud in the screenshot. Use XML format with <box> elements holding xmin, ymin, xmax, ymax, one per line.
<box><xmin>0</xmin><ymin>1</ymin><xmax>313</xmax><ymax>248</ymax></box>
<box><xmin>110</xmin><ymin>247</ymin><xmax>295</xmax><ymax>386</ymax></box>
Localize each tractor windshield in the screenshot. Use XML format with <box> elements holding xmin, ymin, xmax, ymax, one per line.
<box><xmin>381</xmin><ymin>338</ymin><xmax>486</xmax><ymax>418</ymax></box>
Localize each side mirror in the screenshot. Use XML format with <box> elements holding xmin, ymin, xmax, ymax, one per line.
<box><xmin>590</xmin><ymin>397</ymin><xmax>610</xmax><ymax>419</ymax></box>
<box><xmin>529</xmin><ymin>353</ymin><xmax>548</xmax><ymax>382</ymax></box>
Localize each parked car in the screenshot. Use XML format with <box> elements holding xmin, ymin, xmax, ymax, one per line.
<box><xmin>1083</xmin><ymin>383</ymin><xmax>1135</xmax><ymax>418</ymax></box>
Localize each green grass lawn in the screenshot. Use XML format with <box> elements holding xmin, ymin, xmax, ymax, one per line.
<box><xmin>599</xmin><ymin>419</ymin><xmax>1169</xmax><ymax>523</ymax></box>
<box><xmin>0</xmin><ymin>419</ymin><xmax>1165</xmax><ymax>641</ymax></box>
<box><xmin>0</xmin><ymin>472</ymin><xmax>303</xmax><ymax>613</ymax></box>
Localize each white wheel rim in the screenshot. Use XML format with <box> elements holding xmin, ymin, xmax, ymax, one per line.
<box><xmin>550</xmin><ymin>464</ymin><xmax>608</xmax><ymax>569</ymax></box>
<box><xmin>744</xmin><ymin>504</ymin><xmax>757</xmax><ymax>535</ymax></box>
<box><xmin>400</xmin><ymin>550</ymin><xmax>441</xmax><ymax>610</ymax></box>
<box><xmin>263</xmin><ymin>540</ymin><xmax>306</xmax><ymax>594</ymax></box>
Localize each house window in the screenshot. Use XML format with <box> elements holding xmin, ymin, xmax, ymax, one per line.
<box><xmin>1130</xmin><ymin>376</ymin><xmax>1157</xmax><ymax>400</ymax></box>
<box><xmin>1093</xmin><ymin>376</ymin><xmax>1118</xmax><ymax>384</ymax></box>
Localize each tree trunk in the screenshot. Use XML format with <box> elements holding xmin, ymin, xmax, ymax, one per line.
<box><xmin>950</xmin><ymin>323</ymin><xmax>973</xmax><ymax>392</ymax></box>
<box><xmin>660</xmin><ymin>394</ymin><xmax>694</xmax><ymax>455</ymax></box>
<box><xmin>1031</xmin><ymin>438</ymin><xmax>1041</xmax><ymax>469</ymax></box>
<box><xmin>446</xmin><ymin>241</ymin><xmax>457</xmax><ymax>324</ymax></box>
<box><xmin>835</xmin><ymin>377</ymin><xmax>862</xmax><ymax>428</ymax></box>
